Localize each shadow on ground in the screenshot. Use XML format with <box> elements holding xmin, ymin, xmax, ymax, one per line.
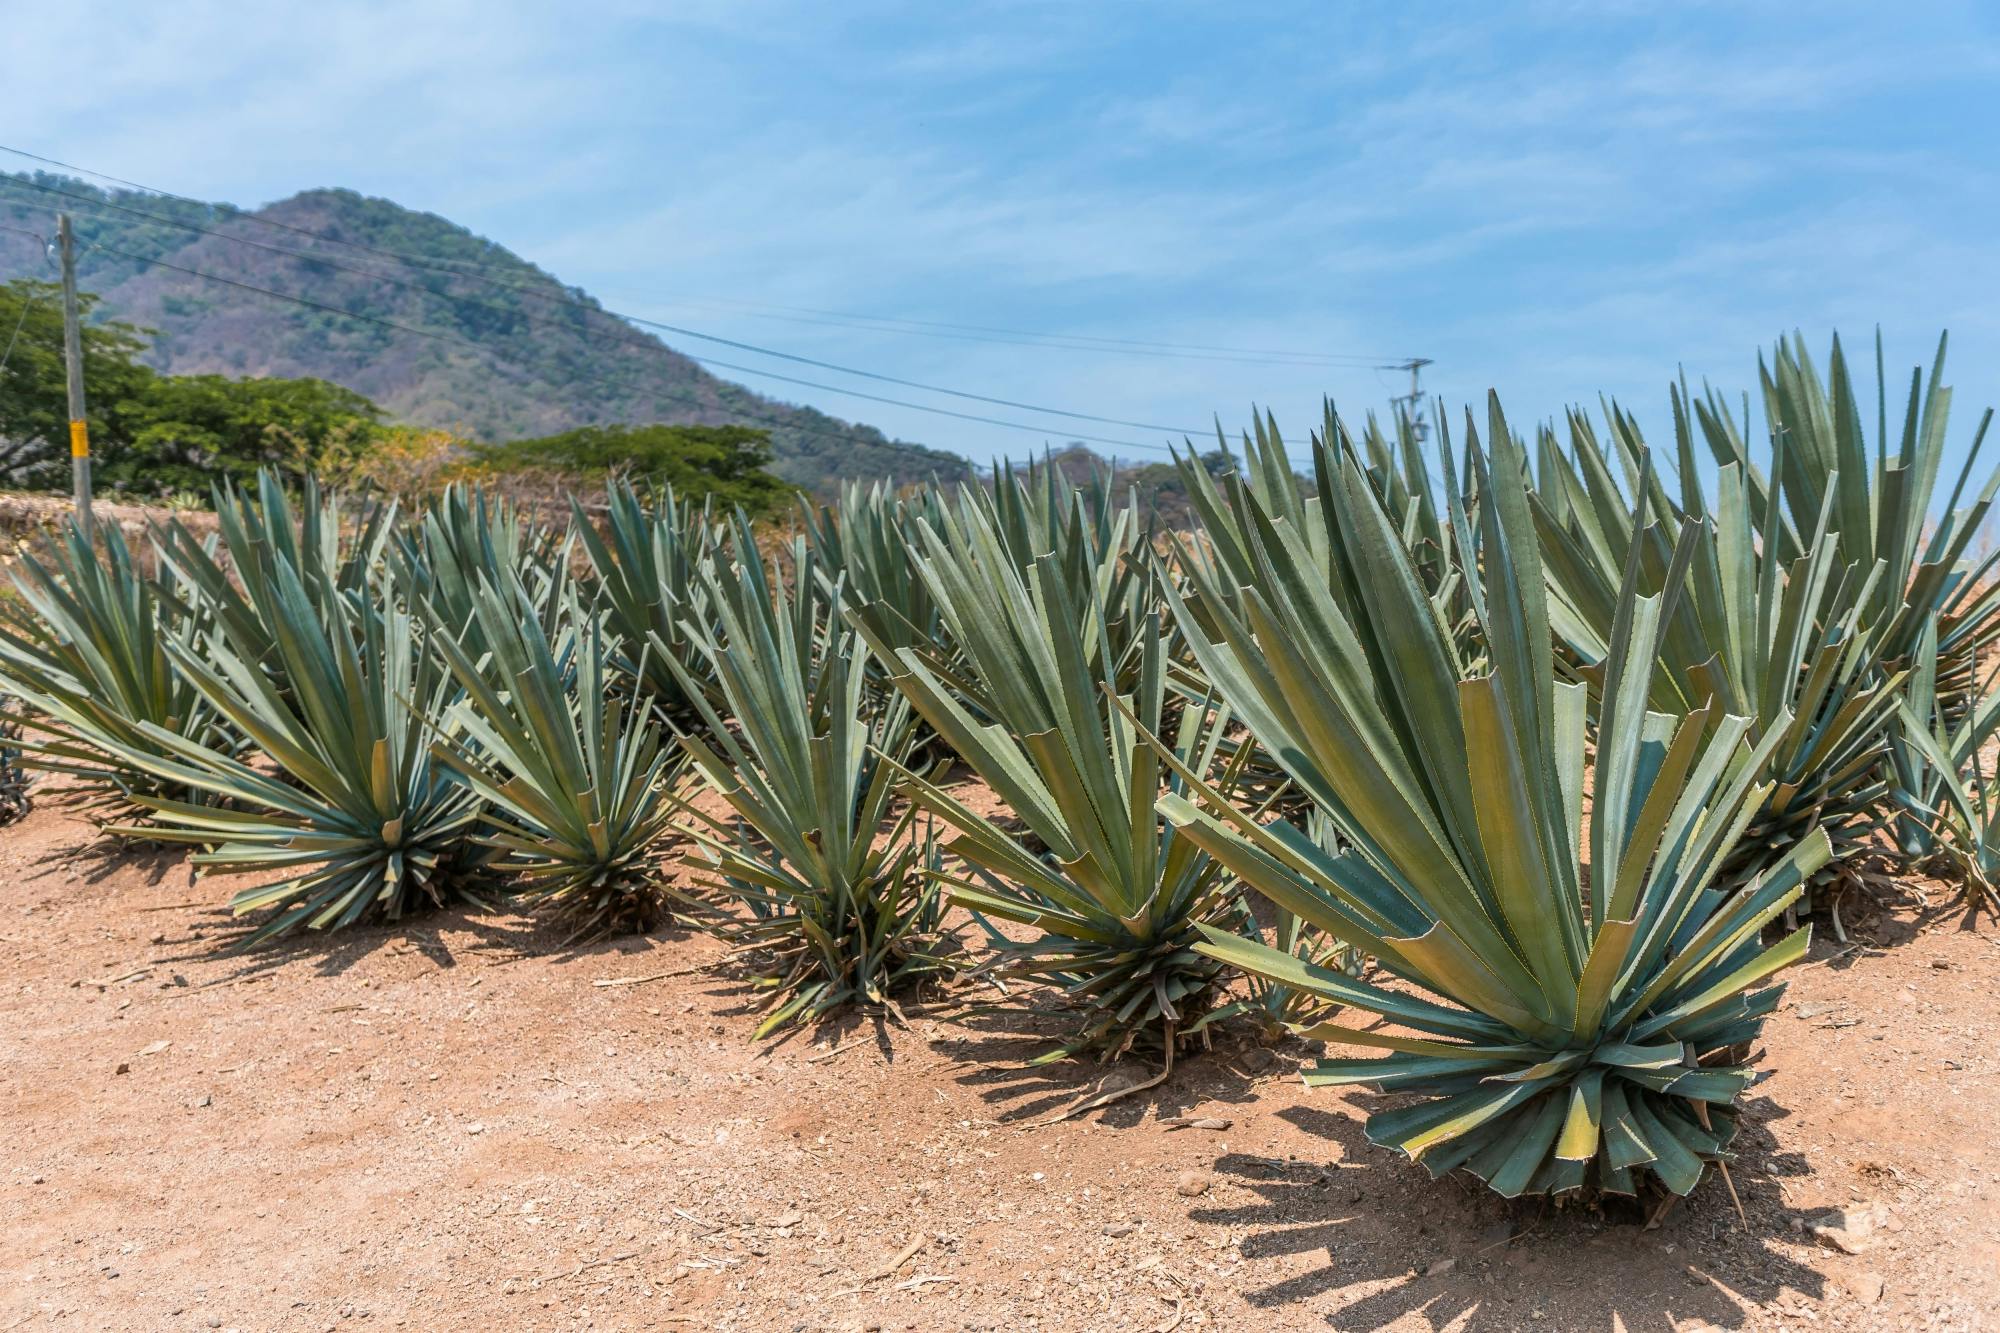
<box><xmin>1184</xmin><ymin>1098</ymin><xmax>1829</xmax><ymax>1332</ymax></box>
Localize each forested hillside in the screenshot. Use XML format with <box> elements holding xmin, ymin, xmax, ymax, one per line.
<box><xmin>0</xmin><ymin>172</ymin><xmax>971</xmax><ymax>490</ymax></box>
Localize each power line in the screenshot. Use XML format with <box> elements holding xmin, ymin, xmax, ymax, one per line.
<box><xmin>84</xmin><ymin>239</ymin><xmax>1177</xmax><ymax>454</ymax></box>
<box><xmin>0</xmin><ymin>143</ymin><xmax>1411</xmax><ymax>371</ymax></box>
<box><xmin>667</xmin><ymin>294</ymin><xmax>1403</xmax><ymax>367</ymax></box>
<box><xmin>625</xmin><ymin>295</ymin><xmax>1398</xmax><ymax>369</ymax></box>
<box><xmin>2</xmin><ymin>173</ymin><xmax>1201</xmax><ymax>437</ymax></box>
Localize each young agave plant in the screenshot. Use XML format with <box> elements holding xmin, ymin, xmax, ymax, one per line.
<box><xmin>0</xmin><ymin>520</ymin><xmax>229</xmax><ymax>819</ymax></box>
<box><xmin>98</xmin><ymin>564</ymin><xmax>486</xmax><ymax>945</ymax></box>
<box><xmin>571</xmin><ymin>480</ymin><xmax>721</xmax><ymax>722</ymax></box>
<box><xmin>858</xmin><ymin>499</ymin><xmax>1258</xmax><ymax>1065</ymax></box>
<box><xmin>1159</xmin><ymin>408</ymin><xmax>1826</xmax><ymax>1199</ymax></box>
<box><xmin>1699</xmin><ymin>335</ymin><xmax>2000</xmax><ymax>863</ymax></box>
<box><xmin>428</xmin><ymin>570</ymin><xmax>684</xmax><ymax>936</ymax></box>
<box><xmin>671</xmin><ymin>534</ymin><xmax>953</xmax><ymax>1037</ymax></box>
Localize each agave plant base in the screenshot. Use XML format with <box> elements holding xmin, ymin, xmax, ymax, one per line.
<box><xmin>1345</xmin><ymin>1051</ymin><xmax>1760</xmax><ymax>1201</ymax></box>
<box><xmin>521</xmin><ymin>873</ymin><xmax>682</xmax><ymax>943</ymax></box>
<box><xmin>976</xmin><ymin>915</ymin><xmax>1244</xmax><ymax>1066</ymax></box>
<box><xmin>746</xmin><ymin>942</ymin><xmax>960</xmax><ymax>1039</ymax></box>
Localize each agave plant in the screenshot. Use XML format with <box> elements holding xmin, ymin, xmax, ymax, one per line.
<box><xmin>1698</xmin><ymin>335</ymin><xmax>2000</xmax><ymax>863</ymax></box>
<box><xmin>1533</xmin><ymin>403</ymin><xmax>1904</xmax><ymax>896</ymax></box>
<box><xmin>391</xmin><ymin>482</ymin><xmax>567</xmax><ymax>663</ymax></box>
<box><xmin>1703</xmin><ymin>333</ymin><xmax>2000</xmax><ymax>680</ymax></box>
<box><xmin>428</xmin><ymin>568</ymin><xmax>684</xmax><ymax>937</ymax></box>
<box><xmin>670</xmin><ymin>532</ymin><xmax>954</xmax><ymax>1037</ymax></box>
<box><xmin>803</xmin><ymin>479</ymin><xmax>947</xmax><ymax>666</ymax></box>
<box><xmin>1888</xmin><ymin>622</ymin><xmax>2000</xmax><ymax>911</ymax></box>
<box><xmin>856</xmin><ymin>495</ymin><xmax>1259</xmax><ymax>1066</ymax></box>
<box><xmin>0</xmin><ymin>519</ymin><xmax>231</xmax><ymax>819</ymax></box>
<box><xmin>150</xmin><ymin>471</ymin><xmax>393</xmax><ymax>685</ymax></box>
<box><xmin>95</xmin><ymin>556</ymin><xmax>486</xmax><ymax>945</ymax></box>
<box><xmin>1157</xmin><ymin>407</ymin><xmax>1826</xmax><ymax>1199</ymax></box>
<box><xmin>571</xmin><ymin>480</ymin><xmax>721</xmax><ymax>722</ymax></box>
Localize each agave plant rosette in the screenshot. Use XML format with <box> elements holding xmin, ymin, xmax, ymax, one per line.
<box><xmin>0</xmin><ymin>518</ymin><xmax>230</xmax><ymax>819</ymax></box>
<box><xmin>1157</xmin><ymin>406</ymin><xmax>1825</xmax><ymax>1198</ymax></box>
<box><xmin>670</xmin><ymin>534</ymin><xmax>954</xmax><ymax>1037</ymax></box>
<box><xmin>98</xmin><ymin>565</ymin><xmax>486</xmax><ymax>945</ymax></box>
<box><xmin>428</xmin><ymin>570</ymin><xmax>684</xmax><ymax>936</ymax></box>
<box><xmin>857</xmin><ymin>495</ymin><xmax>1261</xmax><ymax>1064</ymax></box>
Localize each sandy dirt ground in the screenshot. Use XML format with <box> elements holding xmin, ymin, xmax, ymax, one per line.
<box><xmin>3</xmin><ymin>785</ymin><xmax>1998</xmax><ymax>1333</ymax></box>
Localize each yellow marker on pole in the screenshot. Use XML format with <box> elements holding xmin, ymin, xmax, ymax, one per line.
<box><xmin>69</xmin><ymin>419</ymin><xmax>90</xmax><ymax>458</ymax></box>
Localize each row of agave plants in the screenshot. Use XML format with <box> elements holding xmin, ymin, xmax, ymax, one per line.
<box><xmin>2</xmin><ymin>332</ymin><xmax>1997</xmax><ymax>1207</ymax></box>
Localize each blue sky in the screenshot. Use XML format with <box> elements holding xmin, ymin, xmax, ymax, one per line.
<box><xmin>5</xmin><ymin>1</ymin><xmax>1999</xmax><ymax>472</ymax></box>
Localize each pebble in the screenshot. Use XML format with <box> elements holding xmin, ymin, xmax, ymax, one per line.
<box><xmin>465</xmin><ymin>1122</ymin><xmax>484</xmax><ymax>1135</ymax></box>
<box><xmin>1174</xmin><ymin>1170</ymin><xmax>1210</xmax><ymax>1197</ymax></box>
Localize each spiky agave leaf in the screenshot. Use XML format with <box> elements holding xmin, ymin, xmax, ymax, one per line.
<box><xmin>93</xmin><ymin>560</ymin><xmax>485</xmax><ymax>946</ymax></box>
<box><xmin>670</xmin><ymin>530</ymin><xmax>954</xmax><ymax>1037</ymax></box>
<box><xmin>1159</xmin><ymin>400</ymin><xmax>1824</xmax><ymax>1199</ymax></box>
<box><xmin>0</xmin><ymin>518</ymin><xmax>232</xmax><ymax>819</ymax></box>
<box><xmin>856</xmin><ymin>496</ymin><xmax>1258</xmax><ymax>1063</ymax></box>
<box><xmin>428</xmin><ymin>569</ymin><xmax>684</xmax><ymax>937</ymax></box>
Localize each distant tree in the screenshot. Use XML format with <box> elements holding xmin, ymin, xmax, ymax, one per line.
<box><xmin>0</xmin><ymin>279</ymin><xmax>153</xmax><ymax>489</ymax></box>
<box><xmin>0</xmin><ymin>277</ymin><xmax>384</xmax><ymax>498</ymax></box>
<box><xmin>472</xmin><ymin>422</ymin><xmax>793</xmax><ymax>514</ymax></box>
<box><xmin>108</xmin><ymin>373</ymin><xmax>383</xmax><ymax>495</ymax></box>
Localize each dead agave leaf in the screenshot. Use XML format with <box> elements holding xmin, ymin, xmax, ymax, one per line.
<box><xmin>1160</xmin><ymin>1115</ymin><xmax>1231</xmax><ymax>1131</ymax></box>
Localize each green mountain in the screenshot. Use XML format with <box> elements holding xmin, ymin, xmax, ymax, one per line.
<box><xmin>0</xmin><ymin>172</ymin><xmax>973</xmax><ymax>491</ymax></box>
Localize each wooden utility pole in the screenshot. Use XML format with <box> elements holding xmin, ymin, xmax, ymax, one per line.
<box><xmin>56</xmin><ymin>213</ymin><xmax>92</xmax><ymax>541</ymax></box>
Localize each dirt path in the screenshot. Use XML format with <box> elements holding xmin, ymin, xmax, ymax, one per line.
<box><xmin>2</xmin><ymin>793</ymin><xmax>1996</xmax><ymax>1332</ymax></box>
